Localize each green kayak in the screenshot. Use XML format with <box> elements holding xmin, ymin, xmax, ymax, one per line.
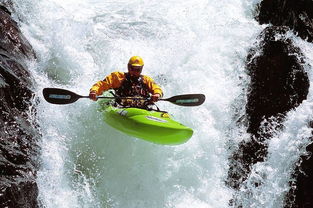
<box><xmin>99</xmin><ymin>103</ymin><xmax>193</xmax><ymax>145</ymax></box>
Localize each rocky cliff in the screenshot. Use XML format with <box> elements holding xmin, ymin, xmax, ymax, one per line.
<box><xmin>227</xmin><ymin>0</ymin><xmax>313</xmax><ymax>207</ymax></box>
<box><xmin>0</xmin><ymin>4</ymin><xmax>40</xmax><ymax>208</ymax></box>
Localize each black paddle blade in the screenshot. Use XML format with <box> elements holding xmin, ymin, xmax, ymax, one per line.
<box><xmin>43</xmin><ymin>88</ymin><xmax>83</xmax><ymax>105</ymax></box>
<box><xmin>164</xmin><ymin>94</ymin><xmax>206</xmax><ymax>106</ymax></box>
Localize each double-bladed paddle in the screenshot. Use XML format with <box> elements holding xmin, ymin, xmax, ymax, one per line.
<box><xmin>42</xmin><ymin>88</ymin><xmax>205</xmax><ymax>107</ymax></box>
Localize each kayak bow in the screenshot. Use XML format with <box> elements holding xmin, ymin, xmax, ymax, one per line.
<box><xmin>100</xmin><ymin>103</ymin><xmax>193</xmax><ymax>145</ymax></box>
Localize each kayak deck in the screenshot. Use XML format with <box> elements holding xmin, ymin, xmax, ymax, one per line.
<box><xmin>100</xmin><ymin>103</ymin><xmax>193</xmax><ymax>145</ymax></box>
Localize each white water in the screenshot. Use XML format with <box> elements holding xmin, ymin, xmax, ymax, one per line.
<box><xmin>11</xmin><ymin>0</ymin><xmax>313</xmax><ymax>207</ymax></box>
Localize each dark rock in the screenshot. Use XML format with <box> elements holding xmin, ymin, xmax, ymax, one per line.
<box><xmin>254</xmin><ymin>0</ymin><xmax>313</xmax><ymax>207</ymax></box>
<box><xmin>246</xmin><ymin>26</ymin><xmax>309</xmax><ymax>136</ymax></box>
<box><xmin>257</xmin><ymin>0</ymin><xmax>313</xmax><ymax>42</ymax></box>
<box><xmin>284</xmin><ymin>129</ymin><xmax>313</xmax><ymax>208</ymax></box>
<box><xmin>227</xmin><ymin>26</ymin><xmax>309</xmax><ymax>195</ymax></box>
<box><xmin>227</xmin><ymin>2</ymin><xmax>313</xmax><ymax>207</ymax></box>
<box><xmin>0</xmin><ymin>5</ymin><xmax>40</xmax><ymax>208</ymax></box>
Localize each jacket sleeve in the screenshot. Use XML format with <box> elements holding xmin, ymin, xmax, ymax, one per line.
<box><xmin>90</xmin><ymin>72</ymin><xmax>124</xmax><ymax>95</ymax></box>
<box><xmin>142</xmin><ymin>75</ymin><xmax>163</xmax><ymax>97</ymax></box>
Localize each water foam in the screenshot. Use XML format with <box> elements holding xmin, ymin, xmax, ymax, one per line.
<box><xmin>12</xmin><ymin>0</ymin><xmax>269</xmax><ymax>207</ymax></box>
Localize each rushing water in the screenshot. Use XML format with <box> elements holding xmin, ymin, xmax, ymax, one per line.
<box><xmin>11</xmin><ymin>0</ymin><xmax>313</xmax><ymax>207</ymax></box>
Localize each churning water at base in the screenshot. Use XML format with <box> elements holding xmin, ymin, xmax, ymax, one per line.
<box><xmin>11</xmin><ymin>0</ymin><xmax>313</xmax><ymax>207</ymax></box>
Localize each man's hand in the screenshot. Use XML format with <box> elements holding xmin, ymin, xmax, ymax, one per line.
<box><xmin>89</xmin><ymin>91</ymin><xmax>98</xmax><ymax>101</ymax></box>
<box><xmin>151</xmin><ymin>93</ymin><xmax>161</xmax><ymax>102</ymax></box>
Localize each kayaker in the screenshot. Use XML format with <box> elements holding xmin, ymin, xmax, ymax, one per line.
<box><xmin>89</xmin><ymin>56</ymin><xmax>163</xmax><ymax>108</ymax></box>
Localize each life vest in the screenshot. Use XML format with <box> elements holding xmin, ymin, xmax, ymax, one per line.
<box><xmin>115</xmin><ymin>73</ymin><xmax>150</xmax><ymax>97</ymax></box>
<box><xmin>90</xmin><ymin>71</ymin><xmax>163</xmax><ymax>97</ymax></box>
<box><xmin>114</xmin><ymin>73</ymin><xmax>151</xmax><ymax>107</ymax></box>
<box><xmin>90</xmin><ymin>71</ymin><xmax>163</xmax><ymax>108</ymax></box>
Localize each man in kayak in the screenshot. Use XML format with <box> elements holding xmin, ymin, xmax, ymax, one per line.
<box><xmin>89</xmin><ymin>56</ymin><xmax>163</xmax><ymax>108</ymax></box>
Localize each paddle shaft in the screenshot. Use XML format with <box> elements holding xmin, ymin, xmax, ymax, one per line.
<box><xmin>43</xmin><ymin>88</ymin><xmax>205</xmax><ymax>106</ymax></box>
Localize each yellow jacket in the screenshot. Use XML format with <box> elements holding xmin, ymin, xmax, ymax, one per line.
<box><xmin>90</xmin><ymin>71</ymin><xmax>163</xmax><ymax>96</ymax></box>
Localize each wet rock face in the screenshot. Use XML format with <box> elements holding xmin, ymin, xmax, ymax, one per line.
<box><xmin>257</xmin><ymin>0</ymin><xmax>313</xmax><ymax>42</ymax></box>
<box><xmin>228</xmin><ymin>0</ymin><xmax>313</xmax><ymax>206</ymax></box>
<box><xmin>284</xmin><ymin>137</ymin><xmax>313</xmax><ymax>208</ymax></box>
<box><xmin>227</xmin><ymin>26</ymin><xmax>310</xmax><ymax>191</ymax></box>
<box><xmin>246</xmin><ymin>26</ymin><xmax>309</xmax><ymax>136</ymax></box>
<box><xmin>0</xmin><ymin>5</ymin><xmax>40</xmax><ymax>208</ymax></box>
<box><xmin>254</xmin><ymin>1</ymin><xmax>313</xmax><ymax>207</ymax></box>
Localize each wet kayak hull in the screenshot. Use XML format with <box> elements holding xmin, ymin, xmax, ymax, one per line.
<box><xmin>102</xmin><ymin>106</ymin><xmax>193</xmax><ymax>145</ymax></box>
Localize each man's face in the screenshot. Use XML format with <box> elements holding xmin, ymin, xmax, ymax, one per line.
<box><xmin>128</xmin><ymin>65</ymin><xmax>143</xmax><ymax>77</ymax></box>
